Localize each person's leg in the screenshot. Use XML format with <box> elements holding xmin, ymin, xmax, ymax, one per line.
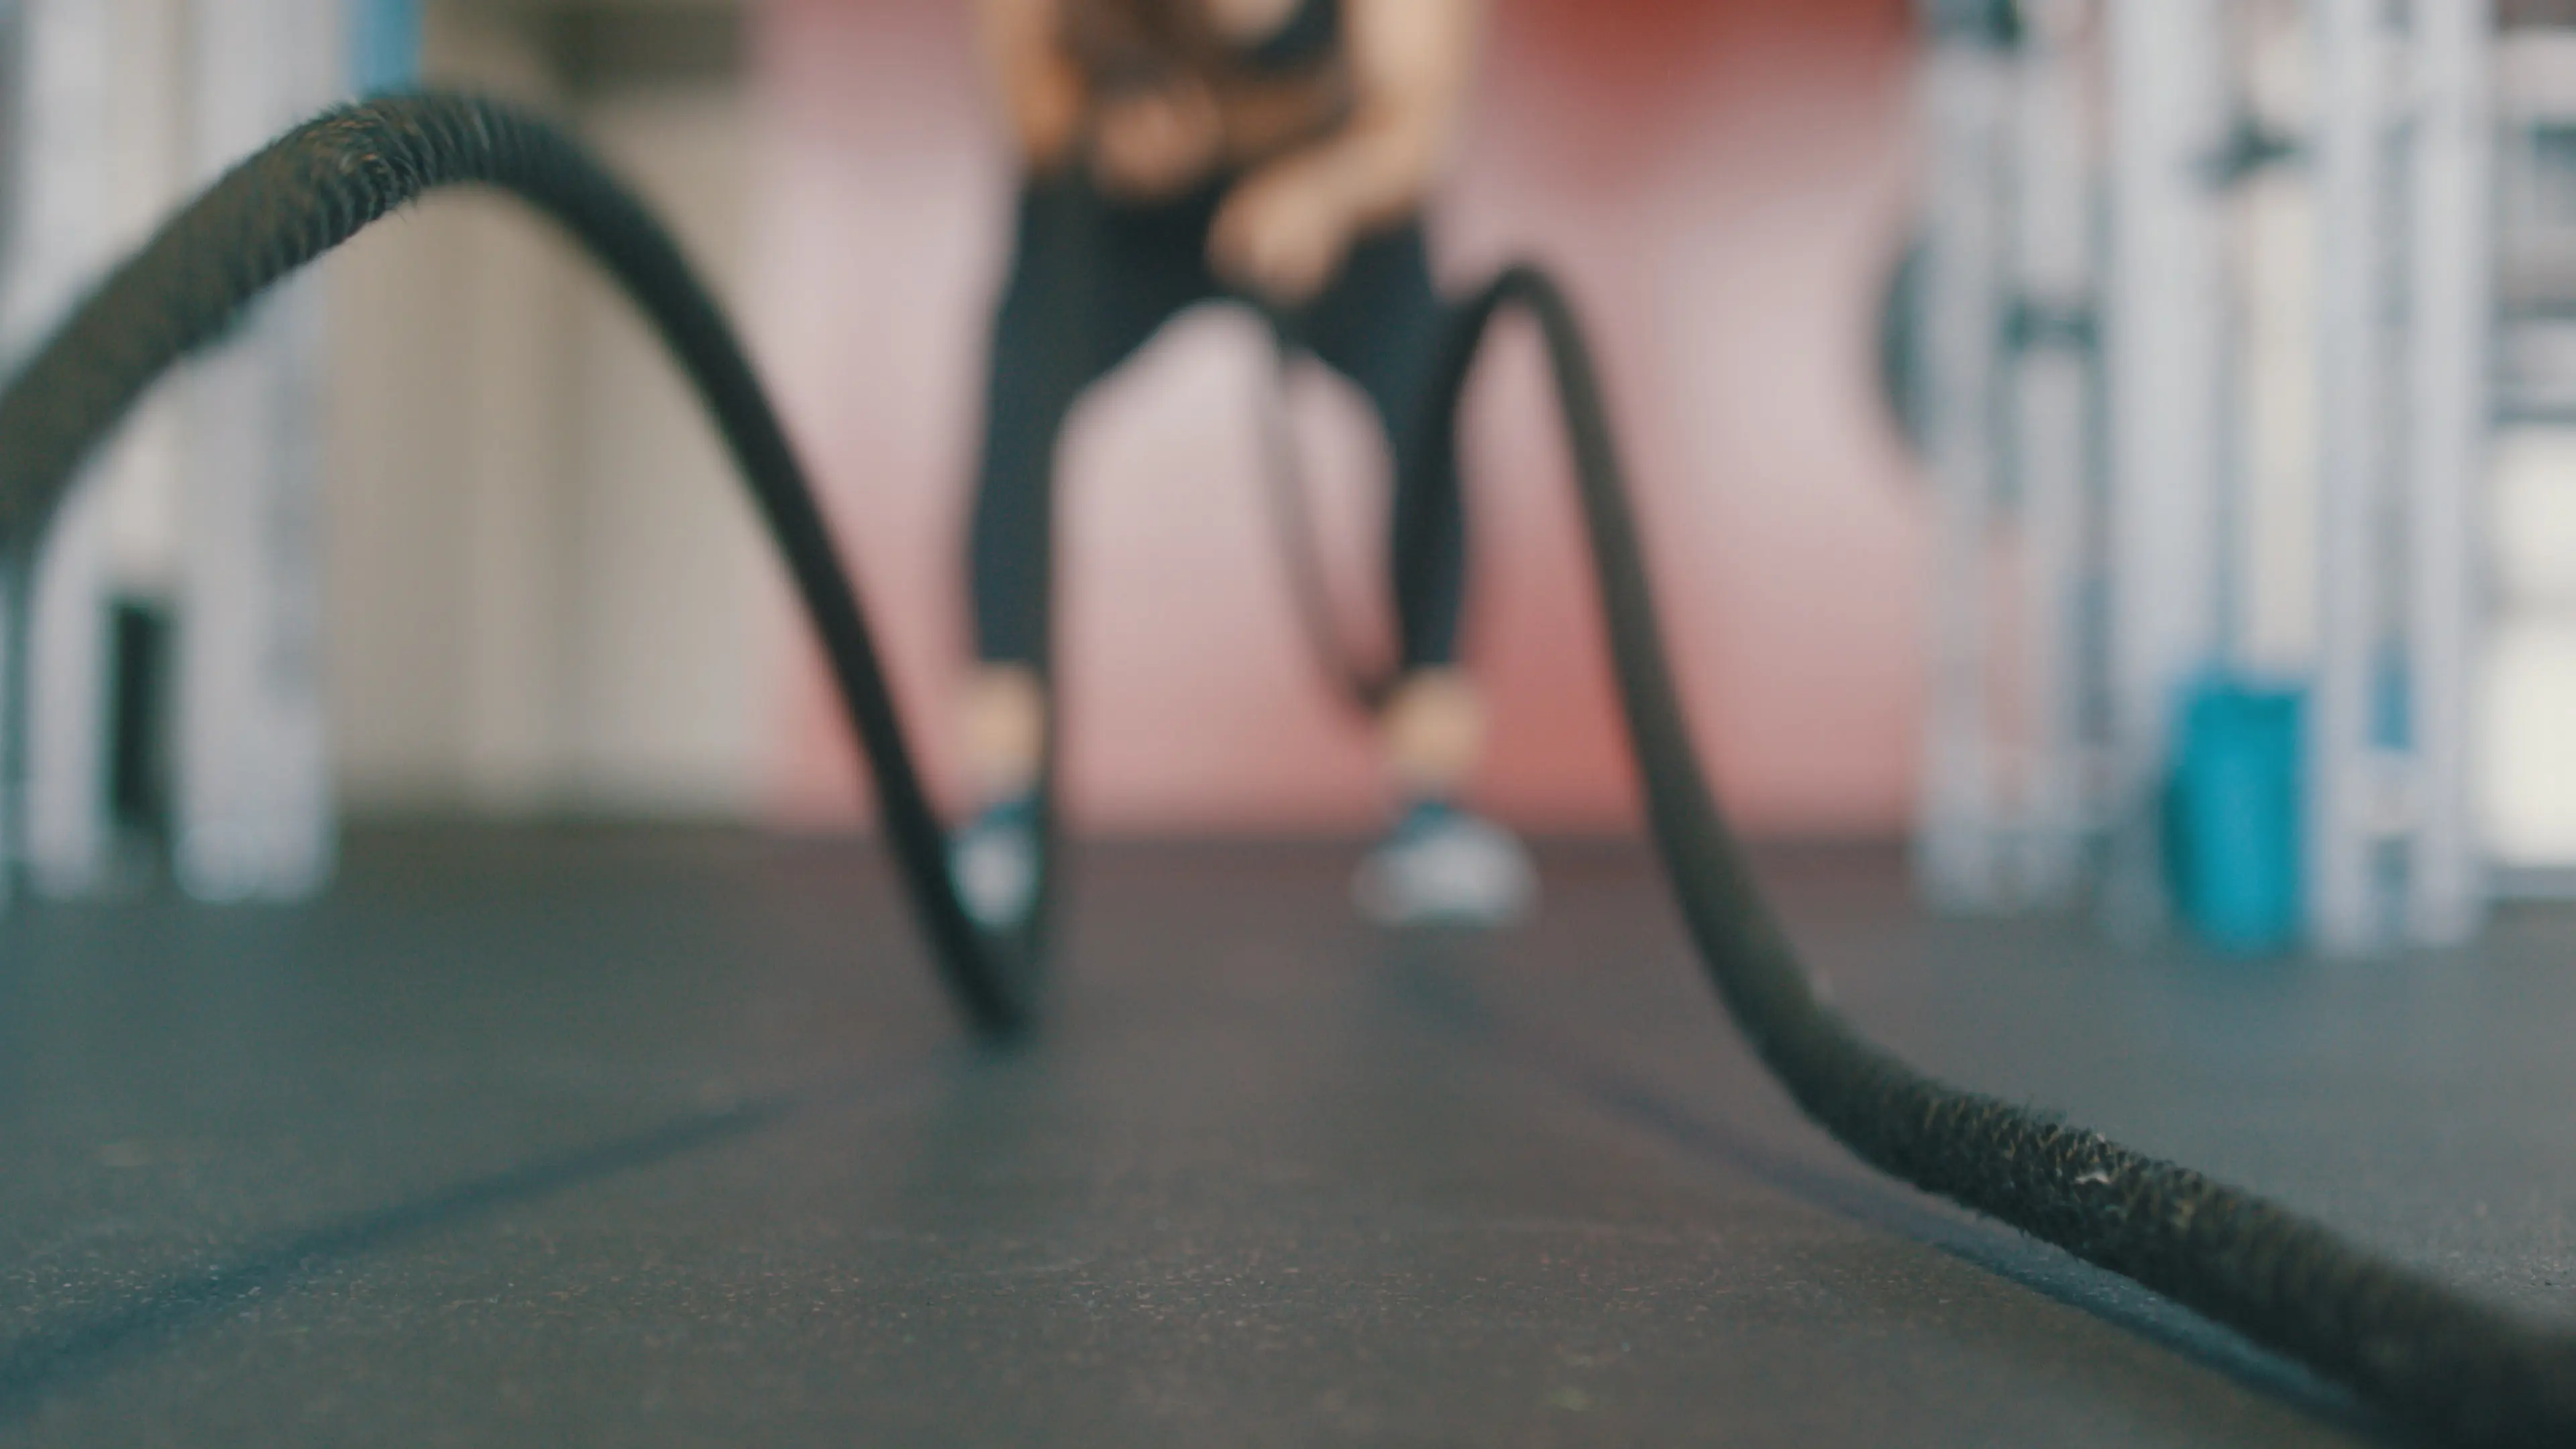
<box><xmin>1287</xmin><ymin>221</ymin><xmax>1481</xmax><ymax>794</ymax></box>
<box><xmin>962</xmin><ymin>180</ymin><xmax>1088</xmax><ymax>804</ymax></box>
<box><xmin>964</xmin><ymin>176</ymin><xmax>1223</xmax><ymax>789</ymax></box>
<box><xmin>1289</xmin><ymin>221</ymin><xmax>1532</xmax><ymax>925</ymax></box>
<box><xmin>1291</xmin><ymin>222</ymin><xmax>1465</xmax><ymax>670</ymax></box>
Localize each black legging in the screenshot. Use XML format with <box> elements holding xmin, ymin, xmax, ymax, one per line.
<box><xmin>968</xmin><ymin>170</ymin><xmax>1465</xmax><ymax>676</ymax></box>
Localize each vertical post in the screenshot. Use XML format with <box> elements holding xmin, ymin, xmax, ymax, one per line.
<box><xmin>174</xmin><ymin>0</ymin><xmax>338</xmax><ymax>901</ymax></box>
<box><xmin>2312</xmin><ymin>0</ymin><xmax>2387</xmax><ymax>953</ymax></box>
<box><xmin>3</xmin><ymin>0</ymin><xmax>120</xmax><ymax>900</ymax></box>
<box><xmin>2105</xmin><ymin>0</ymin><xmax>2229</xmax><ymax>926</ymax></box>
<box><xmin>1916</xmin><ymin>9</ymin><xmax>2013</xmax><ymax>910</ymax></box>
<box><xmin>2406</xmin><ymin>0</ymin><xmax>2493</xmax><ymax>945</ymax></box>
<box><xmin>2010</xmin><ymin>0</ymin><xmax>2098</xmax><ymax>903</ymax></box>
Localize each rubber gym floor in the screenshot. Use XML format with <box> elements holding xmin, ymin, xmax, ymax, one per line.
<box><xmin>3</xmin><ymin>826</ymin><xmax>2567</xmax><ymax>1446</ymax></box>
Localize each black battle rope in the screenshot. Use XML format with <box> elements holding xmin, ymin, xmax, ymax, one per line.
<box><xmin>0</xmin><ymin>94</ymin><xmax>2569</xmax><ymax>1445</ymax></box>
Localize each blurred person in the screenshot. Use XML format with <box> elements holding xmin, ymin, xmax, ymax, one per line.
<box><xmin>953</xmin><ymin>0</ymin><xmax>1534</xmax><ymax>928</ymax></box>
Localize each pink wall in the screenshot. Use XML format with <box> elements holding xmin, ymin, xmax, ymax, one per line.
<box><xmin>747</xmin><ymin>0</ymin><xmax>1928</xmax><ymax>836</ymax></box>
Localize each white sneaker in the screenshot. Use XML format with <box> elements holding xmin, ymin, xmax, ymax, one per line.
<box><xmin>1353</xmin><ymin>800</ymin><xmax>1537</xmax><ymax>929</ymax></box>
<box><xmin>951</xmin><ymin>794</ymin><xmax>1040</xmax><ymax>930</ymax></box>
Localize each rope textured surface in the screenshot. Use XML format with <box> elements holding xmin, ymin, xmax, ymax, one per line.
<box><xmin>0</xmin><ymin>93</ymin><xmax>2569</xmax><ymax>1445</ymax></box>
<box><xmin>1430</xmin><ymin>267</ymin><xmax>2576</xmax><ymax>1448</ymax></box>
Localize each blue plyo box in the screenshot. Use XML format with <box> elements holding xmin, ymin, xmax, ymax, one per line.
<box><xmin>2165</xmin><ymin>677</ymin><xmax>2305</xmax><ymax>953</ymax></box>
